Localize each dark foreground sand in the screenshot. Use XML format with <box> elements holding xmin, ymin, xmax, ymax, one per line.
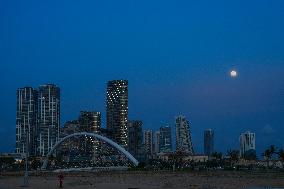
<box><xmin>1</xmin><ymin>171</ymin><xmax>284</xmax><ymax>189</ymax></box>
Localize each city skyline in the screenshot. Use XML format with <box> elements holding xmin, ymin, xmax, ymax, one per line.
<box><xmin>2</xmin><ymin>79</ymin><xmax>283</xmax><ymax>157</ymax></box>
<box><xmin>1</xmin><ymin>1</ymin><xmax>284</xmax><ymax>156</ymax></box>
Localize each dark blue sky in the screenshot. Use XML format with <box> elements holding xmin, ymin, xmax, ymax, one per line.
<box><xmin>1</xmin><ymin>0</ymin><xmax>284</xmax><ymax>155</ymax></box>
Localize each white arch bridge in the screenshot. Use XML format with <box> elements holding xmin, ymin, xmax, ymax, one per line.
<box><xmin>41</xmin><ymin>132</ymin><xmax>139</xmax><ymax>170</ymax></box>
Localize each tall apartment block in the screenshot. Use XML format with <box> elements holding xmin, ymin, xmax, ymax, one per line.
<box><xmin>204</xmin><ymin>129</ymin><xmax>214</xmax><ymax>156</ymax></box>
<box><xmin>175</xmin><ymin>115</ymin><xmax>194</xmax><ymax>154</ymax></box>
<box><xmin>143</xmin><ymin>129</ymin><xmax>153</xmax><ymax>158</ymax></box>
<box><xmin>78</xmin><ymin>111</ymin><xmax>101</xmax><ymax>160</ymax></box>
<box><xmin>154</xmin><ymin>131</ymin><xmax>160</xmax><ymax>154</ymax></box>
<box><xmin>239</xmin><ymin>131</ymin><xmax>256</xmax><ymax>158</ymax></box>
<box><xmin>16</xmin><ymin>87</ymin><xmax>38</xmax><ymax>157</ymax></box>
<box><xmin>78</xmin><ymin>111</ymin><xmax>101</xmax><ymax>133</ymax></box>
<box><xmin>37</xmin><ymin>84</ymin><xmax>60</xmax><ymax>156</ymax></box>
<box><xmin>106</xmin><ymin>80</ymin><xmax>128</xmax><ymax>149</ymax></box>
<box><xmin>128</xmin><ymin>120</ymin><xmax>143</xmax><ymax>160</ymax></box>
<box><xmin>159</xmin><ymin>126</ymin><xmax>172</xmax><ymax>153</ymax></box>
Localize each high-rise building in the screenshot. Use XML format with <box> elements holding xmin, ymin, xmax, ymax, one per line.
<box><xmin>59</xmin><ymin>120</ymin><xmax>80</xmax><ymax>162</ymax></box>
<box><xmin>128</xmin><ymin>120</ymin><xmax>143</xmax><ymax>160</ymax></box>
<box><xmin>78</xmin><ymin>111</ymin><xmax>101</xmax><ymax>160</ymax></box>
<box><xmin>159</xmin><ymin>126</ymin><xmax>172</xmax><ymax>153</ymax></box>
<box><xmin>175</xmin><ymin>115</ymin><xmax>194</xmax><ymax>154</ymax></box>
<box><xmin>143</xmin><ymin>130</ymin><xmax>153</xmax><ymax>158</ymax></box>
<box><xmin>239</xmin><ymin>131</ymin><xmax>256</xmax><ymax>158</ymax></box>
<box><xmin>37</xmin><ymin>84</ymin><xmax>60</xmax><ymax>156</ymax></box>
<box><xmin>78</xmin><ymin>111</ymin><xmax>101</xmax><ymax>133</ymax></box>
<box><xmin>154</xmin><ymin>131</ymin><xmax>160</xmax><ymax>154</ymax></box>
<box><xmin>16</xmin><ymin>87</ymin><xmax>38</xmax><ymax>157</ymax></box>
<box><xmin>106</xmin><ymin>80</ymin><xmax>128</xmax><ymax>149</ymax></box>
<box><xmin>204</xmin><ymin>129</ymin><xmax>214</xmax><ymax>156</ymax></box>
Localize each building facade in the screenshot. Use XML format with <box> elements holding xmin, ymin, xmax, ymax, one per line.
<box><xmin>159</xmin><ymin>126</ymin><xmax>172</xmax><ymax>153</ymax></box>
<box><xmin>16</xmin><ymin>87</ymin><xmax>38</xmax><ymax>156</ymax></box>
<box><xmin>154</xmin><ymin>131</ymin><xmax>160</xmax><ymax>154</ymax></box>
<box><xmin>59</xmin><ymin>120</ymin><xmax>80</xmax><ymax>162</ymax></box>
<box><xmin>128</xmin><ymin>120</ymin><xmax>143</xmax><ymax>161</ymax></box>
<box><xmin>204</xmin><ymin>129</ymin><xmax>214</xmax><ymax>156</ymax></box>
<box><xmin>37</xmin><ymin>84</ymin><xmax>60</xmax><ymax>156</ymax></box>
<box><xmin>175</xmin><ymin>115</ymin><xmax>194</xmax><ymax>154</ymax></box>
<box><xmin>78</xmin><ymin>111</ymin><xmax>101</xmax><ymax>161</ymax></box>
<box><xmin>106</xmin><ymin>80</ymin><xmax>128</xmax><ymax>149</ymax></box>
<box><xmin>239</xmin><ymin>131</ymin><xmax>256</xmax><ymax>158</ymax></box>
<box><xmin>61</xmin><ymin>120</ymin><xmax>80</xmax><ymax>136</ymax></box>
<box><xmin>78</xmin><ymin>111</ymin><xmax>101</xmax><ymax>133</ymax></box>
<box><xmin>143</xmin><ymin>130</ymin><xmax>153</xmax><ymax>159</ymax></box>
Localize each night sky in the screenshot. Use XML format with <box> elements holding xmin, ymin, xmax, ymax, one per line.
<box><xmin>1</xmin><ymin>0</ymin><xmax>284</xmax><ymax>156</ymax></box>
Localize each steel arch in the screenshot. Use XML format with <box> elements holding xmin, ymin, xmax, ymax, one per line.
<box><xmin>41</xmin><ymin>132</ymin><xmax>139</xmax><ymax>170</ymax></box>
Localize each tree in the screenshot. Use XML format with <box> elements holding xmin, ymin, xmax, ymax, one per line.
<box><xmin>29</xmin><ymin>156</ymin><xmax>41</xmax><ymax>170</ymax></box>
<box><xmin>211</xmin><ymin>152</ymin><xmax>222</xmax><ymax>160</ymax></box>
<box><xmin>244</xmin><ymin>149</ymin><xmax>257</xmax><ymax>161</ymax></box>
<box><xmin>277</xmin><ymin>149</ymin><xmax>284</xmax><ymax>168</ymax></box>
<box><xmin>0</xmin><ymin>156</ymin><xmax>15</xmax><ymax>171</ymax></box>
<box><xmin>269</xmin><ymin>145</ymin><xmax>276</xmax><ymax>155</ymax></box>
<box><xmin>210</xmin><ymin>152</ymin><xmax>223</xmax><ymax>168</ymax></box>
<box><xmin>226</xmin><ymin>149</ymin><xmax>239</xmax><ymax>167</ymax></box>
<box><xmin>227</xmin><ymin>149</ymin><xmax>239</xmax><ymax>161</ymax></box>
<box><xmin>263</xmin><ymin>145</ymin><xmax>277</xmax><ymax>168</ymax></box>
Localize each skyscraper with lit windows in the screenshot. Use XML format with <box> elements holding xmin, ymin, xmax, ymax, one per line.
<box><xmin>106</xmin><ymin>80</ymin><xmax>128</xmax><ymax>149</ymax></box>
<box><xmin>16</xmin><ymin>87</ymin><xmax>38</xmax><ymax>157</ymax></box>
<box><xmin>175</xmin><ymin>115</ymin><xmax>194</xmax><ymax>154</ymax></box>
<box><xmin>79</xmin><ymin>111</ymin><xmax>101</xmax><ymax>133</ymax></box>
<box><xmin>37</xmin><ymin>84</ymin><xmax>60</xmax><ymax>156</ymax></box>
<box><xmin>78</xmin><ymin>111</ymin><xmax>101</xmax><ymax>161</ymax></box>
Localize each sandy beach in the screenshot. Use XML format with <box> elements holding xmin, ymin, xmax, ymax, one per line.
<box><xmin>1</xmin><ymin>171</ymin><xmax>284</xmax><ymax>189</ymax></box>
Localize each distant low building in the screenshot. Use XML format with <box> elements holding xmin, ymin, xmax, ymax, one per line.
<box><xmin>183</xmin><ymin>154</ymin><xmax>209</xmax><ymax>163</ymax></box>
<box><xmin>0</xmin><ymin>153</ymin><xmax>23</xmax><ymax>161</ymax></box>
<box><xmin>156</xmin><ymin>152</ymin><xmax>208</xmax><ymax>163</ymax></box>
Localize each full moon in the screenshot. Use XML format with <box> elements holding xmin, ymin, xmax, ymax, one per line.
<box><xmin>230</xmin><ymin>70</ymin><xmax>237</xmax><ymax>77</ymax></box>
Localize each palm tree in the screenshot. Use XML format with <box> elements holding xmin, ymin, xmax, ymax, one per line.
<box><xmin>227</xmin><ymin>149</ymin><xmax>239</xmax><ymax>167</ymax></box>
<box><xmin>263</xmin><ymin>145</ymin><xmax>277</xmax><ymax>168</ymax></box>
<box><xmin>212</xmin><ymin>152</ymin><xmax>222</xmax><ymax>160</ymax></box>
<box><xmin>269</xmin><ymin>145</ymin><xmax>276</xmax><ymax>155</ymax></box>
<box><xmin>263</xmin><ymin>149</ymin><xmax>271</xmax><ymax>168</ymax></box>
<box><xmin>230</xmin><ymin>150</ymin><xmax>239</xmax><ymax>161</ymax></box>
<box><xmin>210</xmin><ymin>152</ymin><xmax>223</xmax><ymax>168</ymax></box>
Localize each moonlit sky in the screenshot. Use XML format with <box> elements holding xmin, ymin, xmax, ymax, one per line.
<box><xmin>0</xmin><ymin>0</ymin><xmax>284</xmax><ymax>155</ymax></box>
